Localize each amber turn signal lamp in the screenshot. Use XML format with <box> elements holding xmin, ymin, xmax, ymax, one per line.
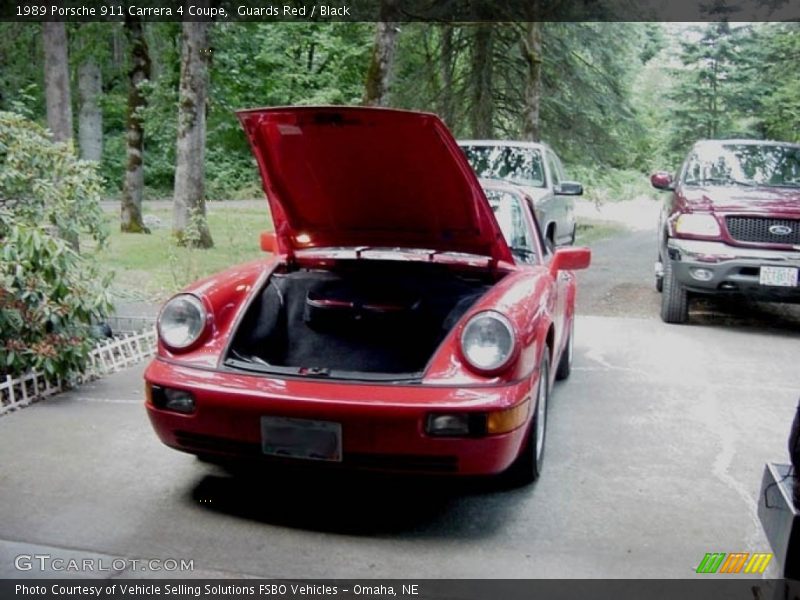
<box><xmin>486</xmin><ymin>398</ymin><xmax>531</xmax><ymax>435</ymax></box>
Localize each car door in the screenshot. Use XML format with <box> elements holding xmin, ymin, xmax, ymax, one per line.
<box><xmin>545</xmin><ymin>150</ymin><xmax>575</xmax><ymax>246</ymax></box>
<box><xmin>523</xmin><ymin>194</ymin><xmax>568</xmax><ymax>354</ymax></box>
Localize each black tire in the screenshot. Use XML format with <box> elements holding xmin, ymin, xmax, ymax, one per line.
<box><xmin>196</xmin><ymin>454</ymin><xmax>221</xmax><ymax>465</ymax></box>
<box><xmin>505</xmin><ymin>348</ymin><xmax>550</xmax><ymax>485</ymax></box>
<box><xmin>660</xmin><ymin>258</ymin><xmax>689</xmax><ymax>324</ymax></box>
<box><xmin>655</xmin><ymin>253</ymin><xmax>664</xmax><ymax>293</ymax></box>
<box><xmin>546</xmin><ymin>225</ymin><xmax>556</xmax><ymax>250</ymax></box>
<box><xmin>555</xmin><ymin>320</ymin><xmax>573</xmax><ymax>381</ymax></box>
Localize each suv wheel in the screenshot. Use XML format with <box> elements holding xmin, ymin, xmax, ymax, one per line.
<box><xmin>660</xmin><ymin>258</ymin><xmax>689</xmax><ymax>323</ymax></box>
<box><xmin>546</xmin><ymin>224</ymin><xmax>556</xmax><ymax>249</ymax></box>
<box><xmin>655</xmin><ymin>253</ymin><xmax>664</xmax><ymax>293</ymax></box>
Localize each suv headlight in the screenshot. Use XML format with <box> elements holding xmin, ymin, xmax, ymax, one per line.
<box><xmin>157</xmin><ymin>294</ymin><xmax>207</xmax><ymax>351</ymax></box>
<box><xmin>673</xmin><ymin>213</ymin><xmax>721</xmax><ymax>238</ymax></box>
<box><xmin>460</xmin><ymin>311</ymin><xmax>517</xmax><ymax>373</ymax></box>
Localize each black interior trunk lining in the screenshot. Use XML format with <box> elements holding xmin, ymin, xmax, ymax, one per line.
<box><xmin>227</xmin><ymin>262</ymin><xmax>496</xmax><ymax>376</ymax></box>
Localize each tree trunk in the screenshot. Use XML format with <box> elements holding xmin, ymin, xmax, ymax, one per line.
<box><xmin>521</xmin><ymin>22</ymin><xmax>543</xmax><ymax>142</ymax></box>
<box><xmin>469</xmin><ymin>24</ymin><xmax>494</xmax><ymax>138</ymax></box>
<box><xmin>43</xmin><ymin>21</ymin><xmax>78</xmax><ymax>250</ymax></box>
<box><xmin>439</xmin><ymin>25</ymin><xmax>455</xmax><ymax>126</ymax></box>
<box><xmin>42</xmin><ymin>22</ymin><xmax>73</xmax><ymax>144</ymax></box>
<box><xmin>362</xmin><ymin>0</ymin><xmax>399</xmax><ymax>107</ymax></box>
<box><xmin>711</xmin><ymin>57</ymin><xmax>719</xmax><ymax>139</ymax></box>
<box><xmin>78</xmin><ymin>59</ymin><xmax>103</xmax><ymax>161</ymax></box>
<box><xmin>121</xmin><ymin>16</ymin><xmax>151</xmax><ymax>234</ymax></box>
<box><xmin>172</xmin><ymin>17</ymin><xmax>213</xmax><ymax>248</ymax></box>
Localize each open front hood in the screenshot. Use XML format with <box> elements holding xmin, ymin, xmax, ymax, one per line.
<box><xmin>237</xmin><ymin>107</ymin><xmax>513</xmax><ymax>263</ymax></box>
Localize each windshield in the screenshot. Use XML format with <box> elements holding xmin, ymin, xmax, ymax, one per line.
<box><xmin>486</xmin><ymin>190</ymin><xmax>538</xmax><ymax>264</ymax></box>
<box><xmin>683</xmin><ymin>143</ymin><xmax>800</xmax><ymax>188</ymax></box>
<box><xmin>462</xmin><ymin>145</ymin><xmax>546</xmax><ymax>188</ymax></box>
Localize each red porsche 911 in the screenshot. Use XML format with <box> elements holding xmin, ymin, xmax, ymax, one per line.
<box><xmin>144</xmin><ymin>107</ymin><xmax>590</xmax><ymax>484</ymax></box>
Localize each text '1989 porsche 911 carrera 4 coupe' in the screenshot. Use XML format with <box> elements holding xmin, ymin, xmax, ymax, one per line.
<box><xmin>144</xmin><ymin>107</ymin><xmax>590</xmax><ymax>484</ymax></box>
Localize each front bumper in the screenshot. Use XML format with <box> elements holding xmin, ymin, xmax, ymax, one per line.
<box><xmin>144</xmin><ymin>359</ymin><xmax>535</xmax><ymax>476</ymax></box>
<box><xmin>666</xmin><ymin>238</ymin><xmax>800</xmax><ymax>301</ymax></box>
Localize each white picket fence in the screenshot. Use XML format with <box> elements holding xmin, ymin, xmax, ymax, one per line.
<box><xmin>83</xmin><ymin>328</ymin><xmax>157</xmax><ymax>379</ymax></box>
<box><xmin>0</xmin><ymin>371</ymin><xmax>62</xmax><ymax>415</ymax></box>
<box><xmin>0</xmin><ymin>327</ymin><xmax>157</xmax><ymax>416</ymax></box>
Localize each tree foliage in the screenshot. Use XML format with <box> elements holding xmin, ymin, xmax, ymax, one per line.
<box><xmin>665</xmin><ymin>22</ymin><xmax>800</xmax><ymax>159</ymax></box>
<box><xmin>0</xmin><ymin>21</ymin><xmax>798</xmax><ymax>198</ymax></box>
<box><xmin>667</xmin><ymin>23</ymin><xmax>743</xmax><ymax>153</ymax></box>
<box><xmin>391</xmin><ymin>23</ymin><xmax>645</xmax><ymax>169</ymax></box>
<box><xmin>748</xmin><ymin>23</ymin><xmax>800</xmax><ymax>143</ymax></box>
<box><xmin>0</xmin><ymin>112</ymin><xmax>112</xmax><ymax>378</ymax></box>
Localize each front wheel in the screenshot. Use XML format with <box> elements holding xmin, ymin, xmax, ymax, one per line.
<box><xmin>504</xmin><ymin>348</ymin><xmax>550</xmax><ymax>485</ymax></box>
<box><xmin>660</xmin><ymin>258</ymin><xmax>689</xmax><ymax>324</ymax></box>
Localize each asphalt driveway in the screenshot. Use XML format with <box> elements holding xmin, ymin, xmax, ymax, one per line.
<box><xmin>0</xmin><ymin>324</ymin><xmax>797</xmax><ymax>578</ymax></box>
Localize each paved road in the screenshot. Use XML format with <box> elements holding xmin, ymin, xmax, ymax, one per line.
<box><xmin>1</xmin><ymin>223</ymin><xmax>799</xmax><ymax>579</ymax></box>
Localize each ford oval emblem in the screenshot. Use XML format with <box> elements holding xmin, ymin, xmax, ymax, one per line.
<box><xmin>769</xmin><ymin>225</ymin><xmax>793</xmax><ymax>236</ymax></box>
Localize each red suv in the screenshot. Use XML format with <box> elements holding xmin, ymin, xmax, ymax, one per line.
<box><xmin>651</xmin><ymin>140</ymin><xmax>800</xmax><ymax>323</ymax></box>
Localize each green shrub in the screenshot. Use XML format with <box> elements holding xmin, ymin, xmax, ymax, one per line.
<box><xmin>0</xmin><ymin>111</ymin><xmax>112</xmax><ymax>378</ymax></box>
<box><xmin>569</xmin><ymin>165</ymin><xmax>657</xmax><ymax>204</ymax></box>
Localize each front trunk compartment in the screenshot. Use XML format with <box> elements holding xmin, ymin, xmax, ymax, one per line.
<box><xmin>225</xmin><ymin>261</ymin><xmax>500</xmax><ymax>380</ymax></box>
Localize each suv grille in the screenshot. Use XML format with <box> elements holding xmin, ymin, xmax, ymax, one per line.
<box><xmin>725</xmin><ymin>217</ymin><xmax>800</xmax><ymax>245</ymax></box>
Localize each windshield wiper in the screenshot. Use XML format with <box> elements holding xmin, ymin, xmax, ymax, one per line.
<box><xmin>765</xmin><ymin>182</ymin><xmax>800</xmax><ymax>188</ymax></box>
<box><xmin>509</xmin><ymin>246</ymin><xmax>537</xmax><ymax>262</ymax></box>
<box><xmin>694</xmin><ymin>177</ymin><xmax>756</xmax><ymax>187</ymax></box>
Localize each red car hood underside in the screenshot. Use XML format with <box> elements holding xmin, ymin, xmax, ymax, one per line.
<box><xmin>237</xmin><ymin>106</ymin><xmax>513</xmax><ymax>263</ymax></box>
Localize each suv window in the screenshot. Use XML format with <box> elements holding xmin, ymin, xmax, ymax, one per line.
<box><xmin>545</xmin><ymin>151</ymin><xmax>564</xmax><ymax>188</ymax></box>
<box><xmin>462</xmin><ymin>145</ymin><xmax>546</xmax><ymax>188</ymax></box>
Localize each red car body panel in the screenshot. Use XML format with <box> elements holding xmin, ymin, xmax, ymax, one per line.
<box><xmin>145</xmin><ymin>108</ymin><xmax>590</xmax><ymax>477</ymax></box>
<box><xmin>156</xmin><ymin>259</ymin><xmax>271</xmax><ymax>368</ymax></box>
<box><xmin>145</xmin><ymin>359</ymin><xmax>533</xmax><ymax>475</ymax></box>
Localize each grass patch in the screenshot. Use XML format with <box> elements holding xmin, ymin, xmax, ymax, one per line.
<box><xmin>574</xmin><ymin>219</ymin><xmax>627</xmax><ymax>245</ymax></box>
<box><xmin>88</xmin><ymin>203</ymin><xmax>271</xmax><ymax>303</ymax></box>
<box><xmin>88</xmin><ymin>201</ymin><xmax>623</xmax><ymax>306</ymax></box>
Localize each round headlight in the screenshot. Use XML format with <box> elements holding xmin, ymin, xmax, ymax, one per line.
<box><xmin>158</xmin><ymin>294</ymin><xmax>207</xmax><ymax>350</ymax></box>
<box><xmin>460</xmin><ymin>311</ymin><xmax>516</xmax><ymax>373</ymax></box>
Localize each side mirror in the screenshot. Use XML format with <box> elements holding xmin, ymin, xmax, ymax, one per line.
<box><xmin>555</xmin><ymin>181</ymin><xmax>583</xmax><ymax>196</ymax></box>
<box><xmin>650</xmin><ymin>171</ymin><xmax>675</xmax><ymax>191</ymax></box>
<box><xmin>550</xmin><ymin>246</ymin><xmax>591</xmax><ymax>276</ymax></box>
<box><xmin>260</xmin><ymin>231</ymin><xmax>277</xmax><ymax>253</ymax></box>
